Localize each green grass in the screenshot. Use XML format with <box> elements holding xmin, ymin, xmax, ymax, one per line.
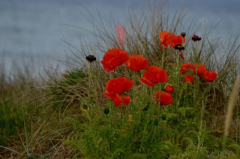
<box><xmin>1</xmin><ymin>1</ymin><xmax>240</xmax><ymax>158</ymax></box>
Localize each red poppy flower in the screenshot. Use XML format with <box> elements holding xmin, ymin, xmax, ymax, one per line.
<box><xmin>184</xmin><ymin>75</ymin><xmax>194</xmax><ymax>83</ymax></box>
<box><xmin>159</xmin><ymin>31</ymin><xmax>175</xmax><ymax>49</ymax></box>
<box><xmin>104</xmin><ymin>77</ymin><xmax>134</xmax><ymax>97</ymax></box>
<box><xmin>159</xmin><ymin>31</ymin><xmax>186</xmax><ymax>49</ymax></box>
<box><xmin>112</xmin><ymin>94</ymin><xmax>130</xmax><ymax>107</ymax></box>
<box><xmin>101</xmin><ymin>48</ymin><xmax>130</xmax><ymax>72</ymax></box>
<box><xmin>140</xmin><ymin>66</ymin><xmax>168</xmax><ymax>87</ymax></box>
<box><xmin>195</xmin><ymin>64</ymin><xmax>207</xmax><ymax>78</ymax></box>
<box><xmin>165</xmin><ymin>84</ymin><xmax>174</xmax><ymax>93</ymax></box>
<box><xmin>180</xmin><ymin>63</ymin><xmax>195</xmax><ymax>74</ymax></box>
<box><xmin>126</xmin><ymin>54</ymin><xmax>149</xmax><ymax>71</ymax></box>
<box><xmin>152</xmin><ymin>91</ymin><xmax>173</xmax><ymax>105</ymax></box>
<box><xmin>170</xmin><ymin>35</ymin><xmax>185</xmax><ymax>48</ymax></box>
<box><xmin>204</xmin><ymin>71</ymin><xmax>217</xmax><ymax>82</ymax></box>
<box><xmin>104</xmin><ymin>92</ymin><xmax>118</xmax><ymax>100</ymax></box>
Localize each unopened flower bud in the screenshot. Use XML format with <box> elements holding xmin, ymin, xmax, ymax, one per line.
<box><xmin>181</xmin><ymin>32</ymin><xmax>186</xmax><ymax>37</ymax></box>
<box><xmin>104</xmin><ymin>108</ymin><xmax>109</xmax><ymax>114</ymax></box>
<box><xmin>162</xmin><ymin>114</ymin><xmax>167</xmax><ymax>120</ymax></box>
<box><xmin>86</xmin><ymin>55</ymin><xmax>96</xmax><ymax>62</ymax></box>
<box><xmin>154</xmin><ymin>119</ymin><xmax>159</xmax><ymax>126</ymax></box>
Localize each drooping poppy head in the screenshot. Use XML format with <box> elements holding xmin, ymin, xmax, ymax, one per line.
<box><xmin>126</xmin><ymin>54</ymin><xmax>149</xmax><ymax>71</ymax></box>
<box><xmin>115</xmin><ymin>24</ymin><xmax>126</xmax><ymax>45</ymax></box>
<box><xmin>195</xmin><ymin>64</ymin><xmax>207</xmax><ymax>78</ymax></box>
<box><xmin>112</xmin><ymin>94</ymin><xmax>130</xmax><ymax>107</ymax></box>
<box><xmin>159</xmin><ymin>31</ymin><xmax>175</xmax><ymax>49</ymax></box>
<box><xmin>152</xmin><ymin>91</ymin><xmax>173</xmax><ymax>105</ymax></box>
<box><xmin>192</xmin><ymin>34</ymin><xmax>202</xmax><ymax>42</ymax></box>
<box><xmin>165</xmin><ymin>84</ymin><xmax>174</xmax><ymax>93</ymax></box>
<box><xmin>104</xmin><ymin>77</ymin><xmax>134</xmax><ymax>95</ymax></box>
<box><xmin>204</xmin><ymin>71</ymin><xmax>217</xmax><ymax>82</ymax></box>
<box><xmin>101</xmin><ymin>48</ymin><xmax>130</xmax><ymax>72</ymax></box>
<box><xmin>86</xmin><ymin>55</ymin><xmax>96</xmax><ymax>62</ymax></box>
<box><xmin>180</xmin><ymin>63</ymin><xmax>195</xmax><ymax>74</ymax></box>
<box><xmin>184</xmin><ymin>75</ymin><xmax>194</xmax><ymax>83</ymax></box>
<box><xmin>140</xmin><ymin>66</ymin><xmax>168</xmax><ymax>87</ymax></box>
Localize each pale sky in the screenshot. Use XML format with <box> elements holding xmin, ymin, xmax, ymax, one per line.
<box><xmin>0</xmin><ymin>0</ymin><xmax>239</xmax><ymax>74</ymax></box>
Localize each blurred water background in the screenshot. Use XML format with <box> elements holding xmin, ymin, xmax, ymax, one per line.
<box><xmin>0</xmin><ymin>0</ymin><xmax>239</xmax><ymax>78</ymax></box>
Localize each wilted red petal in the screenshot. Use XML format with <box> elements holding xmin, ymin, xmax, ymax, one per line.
<box><xmin>126</xmin><ymin>54</ymin><xmax>149</xmax><ymax>71</ymax></box>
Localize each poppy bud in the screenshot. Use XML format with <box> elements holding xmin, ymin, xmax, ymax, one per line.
<box><xmin>86</xmin><ymin>55</ymin><xmax>96</xmax><ymax>62</ymax></box>
<box><xmin>174</xmin><ymin>44</ymin><xmax>185</xmax><ymax>51</ymax></box>
<box><xmin>162</xmin><ymin>114</ymin><xmax>167</xmax><ymax>120</ymax></box>
<box><xmin>181</xmin><ymin>32</ymin><xmax>186</xmax><ymax>37</ymax></box>
<box><xmin>192</xmin><ymin>34</ymin><xmax>201</xmax><ymax>42</ymax></box>
<box><xmin>165</xmin><ymin>84</ymin><xmax>174</xmax><ymax>93</ymax></box>
<box><xmin>154</xmin><ymin>119</ymin><xmax>159</xmax><ymax>126</ymax></box>
<box><xmin>104</xmin><ymin>108</ymin><xmax>109</xmax><ymax>114</ymax></box>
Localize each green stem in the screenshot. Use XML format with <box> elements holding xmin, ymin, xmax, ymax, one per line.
<box><xmin>194</xmin><ymin>42</ymin><xmax>197</xmax><ymax>63</ymax></box>
<box><xmin>162</xmin><ymin>50</ymin><xmax>165</xmax><ymax>68</ymax></box>
<box><xmin>88</xmin><ymin>63</ymin><xmax>91</xmax><ymax>99</ymax></box>
<box><xmin>176</xmin><ymin>50</ymin><xmax>180</xmax><ymax>109</ymax></box>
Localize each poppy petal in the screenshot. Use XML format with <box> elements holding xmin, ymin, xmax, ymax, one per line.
<box><xmin>101</xmin><ymin>48</ymin><xmax>130</xmax><ymax>72</ymax></box>
<box><xmin>126</xmin><ymin>54</ymin><xmax>149</xmax><ymax>72</ymax></box>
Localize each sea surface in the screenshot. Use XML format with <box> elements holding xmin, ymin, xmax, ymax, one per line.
<box><xmin>0</xmin><ymin>0</ymin><xmax>239</xmax><ymax>78</ymax></box>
